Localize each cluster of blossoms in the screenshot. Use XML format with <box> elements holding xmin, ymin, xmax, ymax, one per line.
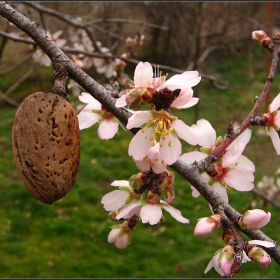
<box><xmin>195</xmin><ymin>209</ymin><xmax>274</xmax><ymax>276</ymax></box>
<box><xmin>76</xmin><ymin>59</ymin><xmax>278</xmax><ymax>277</ymax></box>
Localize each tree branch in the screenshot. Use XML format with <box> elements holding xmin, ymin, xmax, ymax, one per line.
<box><xmin>0</xmin><ymin>1</ymin><xmax>279</xmax><ymax>265</ymax></box>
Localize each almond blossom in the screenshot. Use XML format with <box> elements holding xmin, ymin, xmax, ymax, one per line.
<box><xmin>127</xmin><ymin>109</ymin><xmax>197</xmax><ymax>165</ymax></box>
<box><xmin>205</xmin><ymin>240</ymin><xmax>275</xmax><ymax>276</ymax></box>
<box><xmin>263</xmin><ymin>93</ymin><xmax>280</xmax><ymax>155</ymax></box>
<box><xmin>180</xmin><ymin>119</ymin><xmax>254</xmax><ymax>203</ymax></box>
<box><xmin>115</xmin><ymin>191</ymin><xmax>189</xmax><ymax>225</ymax></box>
<box><xmin>108</xmin><ymin>221</ymin><xmax>133</xmax><ymax>249</ymax></box>
<box><xmin>77</xmin><ymin>92</ymin><xmax>120</xmax><ymax>140</ymax></box>
<box><xmin>115</xmin><ymin>61</ymin><xmax>201</xmax><ymax>110</ymax></box>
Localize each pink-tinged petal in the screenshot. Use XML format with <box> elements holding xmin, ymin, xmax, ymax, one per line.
<box><xmin>172</xmin><ymin>119</ymin><xmax>197</xmax><ymax>145</ymax></box>
<box><xmin>158</xmin><ymin>71</ymin><xmax>201</xmax><ymax>90</ymax></box>
<box><xmin>114</xmin><ymin>234</ymin><xmax>130</xmax><ymax>249</ymax></box>
<box><xmin>126</xmin><ymin>111</ymin><xmax>153</xmax><ymax>129</ymax></box>
<box><xmin>225</xmin><ymin>169</ymin><xmax>254</xmax><ymax>191</ymax></box>
<box><xmin>120</xmin><ymin>204</ymin><xmax>142</xmax><ymax>219</ymax></box>
<box><xmin>77</xmin><ymin>110</ymin><xmax>100</xmax><ymax>130</ymax></box>
<box><xmin>174</xmin><ymin>97</ymin><xmax>199</xmax><ymax>109</ymax></box>
<box><xmin>98</xmin><ymin>119</ymin><xmax>119</xmax><ymax>139</ymax></box>
<box><xmin>78</xmin><ymin>92</ymin><xmax>101</xmax><ymax>108</ymax></box>
<box><xmin>134</xmin><ymin>62</ymin><xmax>153</xmax><ymax>87</ymax></box>
<box><xmin>204</xmin><ymin>252</ymin><xmax>224</xmax><ymax>276</ymax></box>
<box><xmin>150</xmin><ymin>159</ymin><xmax>167</xmax><ymax>174</ymax></box>
<box><xmin>115</xmin><ymin>94</ymin><xmax>127</xmax><ymax>107</ymax></box>
<box><xmin>212</xmin><ymin>182</ymin><xmax>229</xmax><ymax>203</ymax></box>
<box><xmin>191</xmin><ymin>119</ymin><xmax>216</xmax><ymax>148</ymax></box>
<box><xmin>159</xmin><ymin>133</ymin><xmax>181</xmax><ymax>165</ymax></box>
<box><xmin>222</xmin><ymin>142</ymin><xmax>247</xmax><ymax>167</ymax></box>
<box><xmin>128</xmin><ymin>127</ymin><xmax>154</xmax><ymax>160</ymax></box>
<box><xmin>101</xmin><ymin>190</ymin><xmax>130</xmax><ymax>211</ymax></box>
<box><xmin>140</xmin><ymin>204</ymin><xmax>162</xmax><ymax>225</ymax></box>
<box><xmin>227</xmin><ymin>128</ymin><xmax>251</xmax><ymax>152</ymax></box>
<box><xmin>247</xmin><ymin>240</ymin><xmax>276</xmax><ymax>248</ymax></box>
<box><xmin>170</xmin><ymin>88</ymin><xmax>192</xmax><ymax>108</ymax></box>
<box><xmin>162</xmin><ymin>204</ymin><xmax>190</xmax><ymax>224</ymax></box>
<box><xmin>135</xmin><ymin>157</ymin><xmax>151</xmax><ymax>172</ymax></box>
<box><xmin>111</xmin><ymin>180</ymin><xmax>130</xmax><ymax>187</ymax></box>
<box><xmin>235</xmin><ymin>155</ymin><xmax>255</xmax><ymax>172</ymax></box>
<box><xmin>116</xmin><ymin>201</ymin><xmax>142</xmax><ymax>220</ymax></box>
<box><xmin>269</xmin><ymin>93</ymin><xmax>280</xmax><ymax>112</ymax></box>
<box><xmin>268</xmin><ymin>128</ymin><xmax>280</xmax><ymax>155</ymax></box>
<box><xmin>180</xmin><ymin>151</ymin><xmax>207</xmax><ymax>164</ymax></box>
<box><xmin>242</xmin><ymin>210</ymin><xmax>271</xmax><ymax>229</ymax></box>
<box><xmin>274</xmin><ymin>114</ymin><xmax>280</xmax><ymax>128</ymax></box>
<box><xmin>108</xmin><ymin>228</ymin><xmax>119</xmax><ymax>243</ymax></box>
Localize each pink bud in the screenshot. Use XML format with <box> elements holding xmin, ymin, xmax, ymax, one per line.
<box><xmin>218</xmin><ymin>245</ymin><xmax>234</xmax><ymax>276</ymax></box>
<box><xmin>194</xmin><ymin>214</ymin><xmax>221</xmax><ymax>236</ymax></box>
<box><xmin>108</xmin><ymin>222</ymin><xmax>132</xmax><ymax>249</ymax></box>
<box><xmin>238</xmin><ymin>209</ymin><xmax>271</xmax><ymax>229</ymax></box>
<box><xmin>247</xmin><ymin>246</ymin><xmax>271</xmax><ymax>267</ymax></box>
<box><xmin>252</xmin><ymin>30</ymin><xmax>267</xmax><ymax>42</ymax></box>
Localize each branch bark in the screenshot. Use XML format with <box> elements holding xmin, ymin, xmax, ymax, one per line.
<box><xmin>0</xmin><ymin>1</ymin><xmax>279</xmax><ymax>265</ymax></box>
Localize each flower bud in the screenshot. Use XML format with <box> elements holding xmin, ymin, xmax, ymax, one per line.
<box><xmin>238</xmin><ymin>209</ymin><xmax>271</xmax><ymax>229</ymax></box>
<box><xmin>108</xmin><ymin>221</ymin><xmax>132</xmax><ymax>249</ymax></box>
<box><xmin>194</xmin><ymin>214</ymin><xmax>221</xmax><ymax>236</ymax></box>
<box><xmin>247</xmin><ymin>245</ymin><xmax>271</xmax><ymax>267</ymax></box>
<box><xmin>218</xmin><ymin>245</ymin><xmax>234</xmax><ymax>276</ymax></box>
<box><xmin>252</xmin><ymin>30</ymin><xmax>267</xmax><ymax>41</ymax></box>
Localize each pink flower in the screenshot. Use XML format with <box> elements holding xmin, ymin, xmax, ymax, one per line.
<box><xmin>205</xmin><ymin>247</ymin><xmax>250</xmax><ymax>277</ymax></box>
<box><xmin>127</xmin><ymin>109</ymin><xmax>197</xmax><ymax>165</ymax></box>
<box><xmin>116</xmin><ymin>192</ymin><xmax>189</xmax><ymax>225</ymax></box>
<box><xmin>116</xmin><ymin>61</ymin><xmax>201</xmax><ymax>109</ymax></box>
<box><xmin>180</xmin><ymin>119</ymin><xmax>255</xmax><ymax>203</ymax></box>
<box><xmin>264</xmin><ymin>93</ymin><xmax>280</xmax><ymax>155</ymax></box>
<box><xmin>194</xmin><ymin>214</ymin><xmax>221</xmax><ymax>236</ymax></box>
<box><xmin>77</xmin><ymin>92</ymin><xmax>120</xmax><ymax>140</ymax></box>
<box><xmin>205</xmin><ymin>240</ymin><xmax>275</xmax><ymax>276</ymax></box>
<box><xmin>238</xmin><ymin>209</ymin><xmax>271</xmax><ymax>229</ymax></box>
<box><xmin>108</xmin><ymin>222</ymin><xmax>132</xmax><ymax>249</ymax></box>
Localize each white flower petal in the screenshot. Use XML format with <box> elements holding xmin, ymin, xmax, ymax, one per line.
<box><xmin>134</xmin><ymin>62</ymin><xmax>153</xmax><ymax>87</ymax></box>
<box><xmin>247</xmin><ymin>240</ymin><xmax>276</xmax><ymax>248</ymax></box>
<box><xmin>77</xmin><ymin>110</ymin><xmax>100</xmax><ymax>130</ymax></box>
<box><xmin>269</xmin><ymin>93</ymin><xmax>280</xmax><ymax>112</ymax></box>
<box><xmin>126</xmin><ymin>111</ymin><xmax>153</xmax><ymax>129</ymax></box>
<box><xmin>101</xmin><ymin>190</ymin><xmax>130</xmax><ymax>211</ymax></box>
<box><xmin>180</xmin><ymin>151</ymin><xmax>207</xmax><ymax>164</ymax></box>
<box><xmin>172</xmin><ymin>119</ymin><xmax>197</xmax><ymax>145</ymax></box>
<box><xmin>111</xmin><ymin>180</ymin><xmax>130</xmax><ymax>187</ymax></box>
<box><xmin>191</xmin><ymin>119</ymin><xmax>216</xmax><ymax>148</ymax></box>
<box><xmin>128</xmin><ymin>127</ymin><xmax>154</xmax><ymax>160</ymax></box>
<box><xmin>140</xmin><ymin>204</ymin><xmax>162</xmax><ymax>225</ymax></box>
<box><xmin>162</xmin><ymin>204</ymin><xmax>190</xmax><ymax>224</ymax></box>
<box><xmin>159</xmin><ymin>133</ymin><xmax>181</xmax><ymax>165</ymax></box>
<box><xmin>116</xmin><ymin>201</ymin><xmax>142</xmax><ymax>220</ymax></box>
<box><xmin>225</xmin><ymin>169</ymin><xmax>254</xmax><ymax>191</ymax></box>
<box><xmin>98</xmin><ymin>119</ymin><xmax>119</xmax><ymax>140</ymax></box>
<box><xmin>269</xmin><ymin>128</ymin><xmax>280</xmax><ymax>155</ymax></box>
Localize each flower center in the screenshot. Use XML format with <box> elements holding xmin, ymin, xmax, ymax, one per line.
<box><xmin>142</xmin><ymin>110</ymin><xmax>176</xmax><ymax>147</ymax></box>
